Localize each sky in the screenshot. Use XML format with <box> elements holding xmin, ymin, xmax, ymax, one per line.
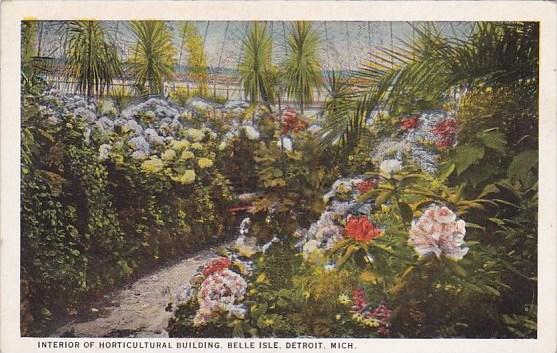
<box><xmin>32</xmin><ymin>21</ymin><xmax>473</xmax><ymax>73</ymax></box>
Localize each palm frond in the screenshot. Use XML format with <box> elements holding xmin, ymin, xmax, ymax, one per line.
<box><xmin>282</xmin><ymin>21</ymin><xmax>323</xmax><ymax>113</ymax></box>
<box><xmin>128</xmin><ymin>21</ymin><xmax>176</xmax><ymax>95</ymax></box>
<box><xmin>239</xmin><ymin>22</ymin><xmax>275</xmax><ymax>107</ymax></box>
<box><xmin>64</xmin><ymin>20</ymin><xmax>121</xmax><ymax>98</ymax></box>
<box><xmin>319</xmin><ymin>21</ymin><xmax>538</xmax><ymax>151</ymax></box>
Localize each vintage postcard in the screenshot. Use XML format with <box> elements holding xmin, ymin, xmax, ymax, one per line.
<box><xmin>1</xmin><ymin>1</ymin><xmax>556</xmax><ymax>352</ymax></box>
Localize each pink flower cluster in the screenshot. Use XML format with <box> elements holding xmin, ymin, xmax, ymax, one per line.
<box><xmin>370</xmin><ymin>303</ymin><xmax>392</xmax><ymax>336</ymax></box>
<box><xmin>431</xmin><ymin>119</ymin><xmax>458</xmax><ymax>149</ymax></box>
<box><xmin>194</xmin><ymin>269</ymin><xmax>247</xmax><ymax>326</ymax></box>
<box><xmin>408</xmin><ymin>205</ymin><xmax>468</xmax><ymax>260</ymax></box>
<box><xmin>351</xmin><ymin>288</ymin><xmax>392</xmax><ymax>336</ymax></box>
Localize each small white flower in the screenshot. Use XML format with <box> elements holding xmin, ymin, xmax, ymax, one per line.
<box><xmin>241</xmin><ymin>126</ymin><xmax>260</xmax><ymax>140</ymax></box>
<box><xmin>380</xmin><ymin>159</ymin><xmax>402</xmax><ymax>176</ymax></box>
<box><xmin>278</xmin><ymin>136</ymin><xmax>293</xmax><ymax>151</ymax></box>
<box><xmin>98</xmin><ymin>144</ymin><xmax>112</xmax><ymax>161</ymax></box>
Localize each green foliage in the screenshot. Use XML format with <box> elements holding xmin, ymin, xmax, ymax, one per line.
<box><xmin>20</xmin><ymin>93</ymin><xmax>235</xmax><ymax>335</ymax></box>
<box><xmin>283</xmin><ymin>22</ymin><xmax>324</xmax><ymax>113</ymax></box>
<box><xmin>179</xmin><ymin>22</ymin><xmax>209</xmax><ymax>95</ymax></box>
<box><xmin>128</xmin><ymin>21</ymin><xmax>176</xmax><ymax>95</ymax></box>
<box><xmin>169</xmin><ymin>87</ymin><xmax>227</xmax><ymax>107</ymax></box>
<box><xmin>321</xmin><ymin>22</ymin><xmax>538</xmax><ymax>152</ymax></box>
<box><xmin>65</xmin><ymin>21</ymin><xmax>121</xmax><ymax>98</ymax></box>
<box><xmin>239</xmin><ymin>22</ymin><xmax>275</xmax><ymax>108</ymax></box>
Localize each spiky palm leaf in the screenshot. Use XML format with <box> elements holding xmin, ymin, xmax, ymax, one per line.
<box><xmin>283</xmin><ymin>21</ymin><xmax>323</xmax><ymax>113</ymax></box>
<box><xmin>320</xmin><ymin>22</ymin><xmax>538</xmax><ymax>149</ymax></box>
<box><xmin>128</xmin><ymin>21</ymin><xmax>176</xmax><ymax>95</ymax></box>
<box><xmin>65</xmin><ymin>20</ymin><xmax>121</xmax><ymax>98</ymax></box>
<box><xmin>239</xmin><ymin>22</ymin><xmax>275</xmax><ymax>108</ymax></box>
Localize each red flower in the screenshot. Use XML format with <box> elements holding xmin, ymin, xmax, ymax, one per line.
<box><xmin>344</xmin><ymin>216</ymin><xmax>382</xmax><ymax>242</ymax></box>
<box><xmin>431</xmin><ymin>119</ymin><xmax>458</xmax><ymax>149</ymax></box>
<box><xmin>356</xmin><ymin>179</ymin><xmax>377</xmax><ymax>194</ymax></box>
<box><xmin>352</xmin><ymin>288</ymin><xmax>367</xmax><ymax>312</ymax></box>
<box><xmin>202</xmin><ymin>257</ymin><xmax>231</xmax><ymax>276</ymax></box>
<box><xmin>281</xmin><ymin>109</ymin><xmax>308</xmax><ymax>134</ymax></box>
<box><xmin>400</xmin><ymin>115</ymin><xmax>420</xmax><ymax>130</ymax></box>
<box><xmin>370</xmin><ymin>302</ymin><xmax>392</xmax><ymax>336</ymax></box>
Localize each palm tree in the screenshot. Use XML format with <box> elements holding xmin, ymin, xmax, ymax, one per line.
<box><xmin>65</xmin><ymin>20</ymin><xmax>121</xmax><ymax>99</ymax></box>
<box><xmin>239</xmin><ymin>22</ymin><xmax>275</xmax><ymax>109</ymax></box>
<box><xmin>283</xmin><ymin>21</ymin><xmax>323</xmax><ymax>114</ymax></box>
<box><xmin>321</xmin><ymin>22</ymin><xmax>539</xmax><ymax>148</ymax></box>
<box><xmin>128</xmin><ymin>21</ymin><xmax>176</xmax><ymax>95</ymax></box>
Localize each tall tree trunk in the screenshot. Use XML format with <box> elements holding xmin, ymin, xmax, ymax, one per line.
<box><xmin>37</xmin><ymin>22</ymin><xmax>44</xmax><ymax>57</ymax></box>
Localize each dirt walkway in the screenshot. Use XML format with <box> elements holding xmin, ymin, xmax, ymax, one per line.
<box><xmin>53</xmin><ymin>245</ymin><xmax>228</xmax><ymax>338</ymax></box>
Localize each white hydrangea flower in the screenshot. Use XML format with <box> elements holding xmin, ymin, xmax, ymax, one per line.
<box><xmin>186</xmin><ymin>128</ymin><xmax>205</xmax><ymax>142</ymax></box>
<box><xmin>278</xmin><ymin>136</ymin><xmax>293</xmax><ymax>151</ymax></box>
<box><xmin>98</xmin><ymin>144</ymin><xmax>112</xmax><ymax>161</ymax></box>
<box><xmin>131</xmin><ymin>150</ymin><xmax>148</xmax><ymax>160</ymax></box>
<box><xmin>241</xmin><ymin>126</ymin><xmax>260</xmax><ymax>141</ymax></box>
<box><xmin>380</xmin><ymin>159</ymin><xmax>402</xmax><ymax>176</ymax></box>
<box><xmin>128</xmin><ymin>136</ymin><xmax>150</xmax><ymax>153</ymax></box>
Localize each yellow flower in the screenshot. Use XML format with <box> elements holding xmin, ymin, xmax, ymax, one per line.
<box><xmin>180</xmin><ymin>150</ymin><xmax>195</xmax><ymax>160</ymax></box>
<box><xmin>197</xmin><ymin>158</ymin><xmax>214</xmax><ymax>169</ymax></box>
<box><xmin>171</xmin><ymin>169</ymin><xmax>196</xmax><ymax>185</ymax></box>
<box><xmin>338</xmin><ymin>294</ymin><xmax>351</xmax><ymax>305</ymax></box>
<box><xmin>262</xmin><ymin>318</ymin><xmax>274</xmax><ymax>327</ymax></box>
<box><xmin>190</xmin><ymin>142</ymin><xmax>203</xmax><ymax>150</ymax></box>
<box><xmin>141</xmin><ymin>158</ymin><xmax>164</xmax><ymax>173</ymax></box>
<box><xmin>186</xmin><ymin>128</ymin><xmax>204</xmax><ymax>142</ymax></box>
<box><xmin>170</xmin><ymin>139</ymin><xmax>190</xmax><ymax>151</ymax></box>
<box><xmin>161</xmin><ymin>149</ymin><xmax>176</xmax><ymax>161</ymax></box>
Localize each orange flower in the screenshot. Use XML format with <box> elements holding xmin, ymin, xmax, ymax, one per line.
<box><xmin>345</xmin><ymin>216</ymin><xmax>382</xmax><ymax>242</ymax></box>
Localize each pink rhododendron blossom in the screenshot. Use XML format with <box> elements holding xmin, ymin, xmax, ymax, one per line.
<box><xmin>194</xmin><ymin>269</ymin><xmax>247</xmax><ymax>326</ymax></box>
<box><xmin>409</xmin><ymin>205</ymin><xmax>468</xmax><ymax>260</ymax></box>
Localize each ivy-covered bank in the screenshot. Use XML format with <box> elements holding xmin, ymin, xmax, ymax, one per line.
<box><xmin>20</xmin><ymin>90</ymin><xmax>257</xmax><ymax>334</ymax></box>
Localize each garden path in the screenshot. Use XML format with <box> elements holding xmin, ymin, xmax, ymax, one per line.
<box><xmin>53</xmin><ymin>244</ymin><xmax>228</xmax><ymax>338</ymax></box>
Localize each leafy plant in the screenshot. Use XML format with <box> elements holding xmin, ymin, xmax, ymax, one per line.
<box><xmin>283</xmin><ymin>21</ymin><xmax>324</xmax><ymax>114</ymax></box>
<box><xmin>65</xmin><ymin>20</ymin><xmax>121</xmax><ymax>98</ymax></box>
<box><xmin>128</xmin><ymin>21</ymin><xmax>176</xmax><ymax>95</ymax></box>
<box><xmin>179</xmin><ymin>22</ymin><xmax>209</xmax><ymax>95</ymax></box>
<box><xmin>239</xmin><ymin>22</ymin><xmax>275</xmax><ymax>110</ymax></box>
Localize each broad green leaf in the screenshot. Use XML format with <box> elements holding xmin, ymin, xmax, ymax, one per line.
<box><xmin>454</xmin><ymin>144</ymin><xmax>485</xmax><ymax>175</ymax></box>
<box><xmin>479</xmin><ymin>183</ymin><xmax>499</xmax><ymax>199</ymax></box>
<box><xmin>438</xmin><ymin>162</ymin><xmax>456</xmax><ymax>180</ymax></box>
<box><xmin>480</xmin><ymin>130</ymin><xmax>507</xmax><ymax>153</ymax></box>
<box><xmin>508</xmin><ymin>150</ymin><xmax>538</xmax><ymax>184</ymax></box>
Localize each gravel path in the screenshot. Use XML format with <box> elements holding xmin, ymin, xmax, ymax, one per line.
<box><xmin>52</xmin><ymin>244</ymin><xmax>228</xmax><ymax>338</ymax></box>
